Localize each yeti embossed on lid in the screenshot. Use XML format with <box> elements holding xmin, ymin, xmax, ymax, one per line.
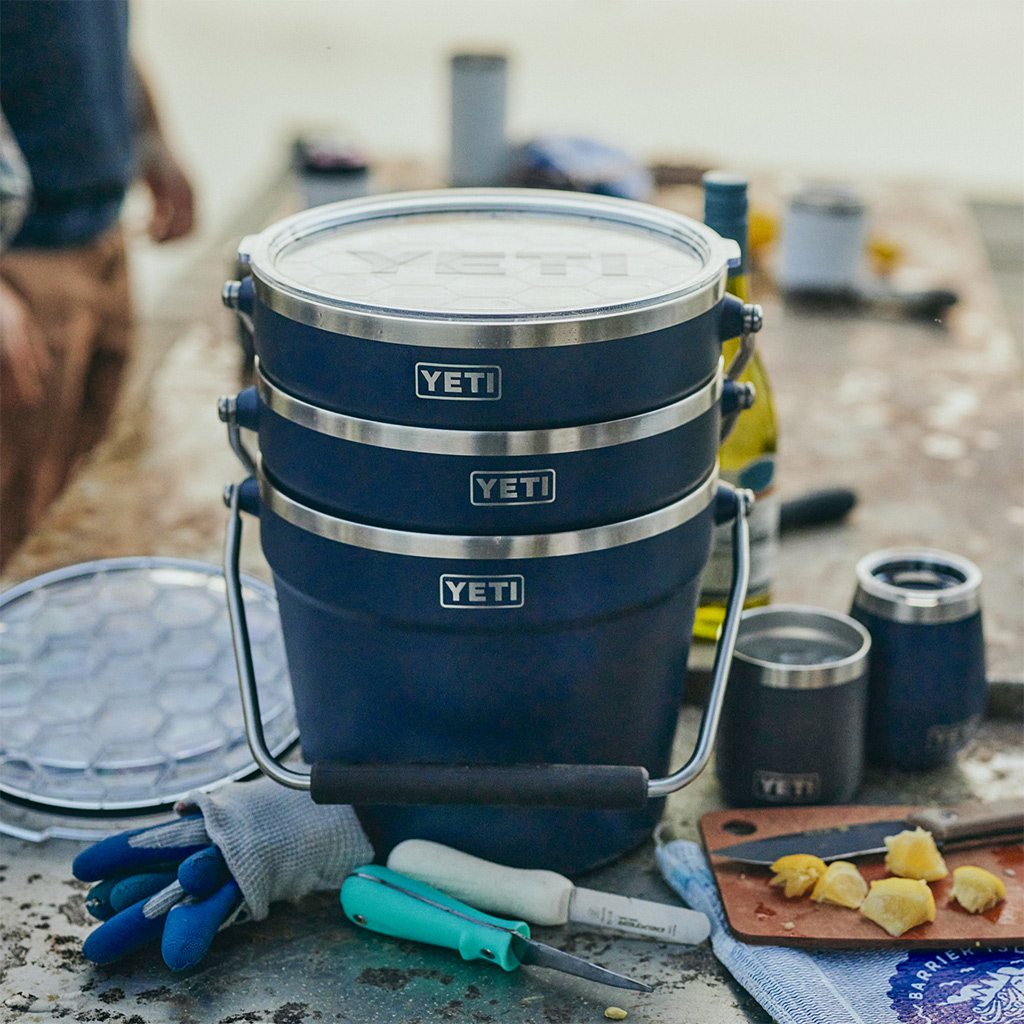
<box><xmin>246</xmin><ymin>189</ymin><xmax>739</xmax><ymax>346</ymax></box>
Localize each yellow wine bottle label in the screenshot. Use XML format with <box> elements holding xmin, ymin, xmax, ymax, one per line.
<box><xmin>697</xmin><ymin>453</ymin><xmax>779</xmax><ymax>605</ymax></box>
<box><xmin>699</xmin><ymin>487</ymin><xmax>780</xmax><ymax>602</ymax></box>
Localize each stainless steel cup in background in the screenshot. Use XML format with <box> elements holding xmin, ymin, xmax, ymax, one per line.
<box><xmin>715</xmin><ymin>605</ymin><xmax>871</xmax><ymax>806</ymax></box>
<box><xmin>449</xmin><ymin>52</ymin><xmax>508</xmax><ymax>187</ymax></box>
<box><xmin>850</xmin><ymin>548</ymin><xmax>986</xmax><ymax>771</ymax></box>
<box><xmin>777</xmin><ymin>186</ymin><xmax>867</xmax><ymax>294</ymax></box>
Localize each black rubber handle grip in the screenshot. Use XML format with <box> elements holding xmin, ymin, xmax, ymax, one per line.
<box><xmin>779</xmin><ymin>487</ymin><xmax>857</xmax><ymax>534</ymax></box>
<box><xmin>310</xmin><ymin>762</ymin><xmax>651</xmax><ymax>809</ymax></box>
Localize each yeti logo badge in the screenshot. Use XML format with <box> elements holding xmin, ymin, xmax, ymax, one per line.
<box><xmin>439</xmin><ymin>574</ymin><xmax>524</xmax><ymax>609</ymax></box>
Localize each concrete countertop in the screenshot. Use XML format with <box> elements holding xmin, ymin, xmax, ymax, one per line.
<box><xmin>1</xmin><ymin>169</ymin><xmax>1021</xmax><ymax>1024</ymax></box>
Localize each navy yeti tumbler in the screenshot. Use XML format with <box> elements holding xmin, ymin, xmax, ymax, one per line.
<box><xmin>851</xmin><ymin>548</ymin><xmax>986</xmax><ymax>770</ymax></box>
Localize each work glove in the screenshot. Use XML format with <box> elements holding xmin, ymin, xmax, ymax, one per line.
<box><xmin>72</xmin><ymin>777</ymin><xmax>373</xmax><ymax>971</ymax></box>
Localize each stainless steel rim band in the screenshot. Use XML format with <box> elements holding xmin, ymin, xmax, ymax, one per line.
<box><xmin>257</xmin><ymin>458</ymin><xmax>719</xmax><ymax>559</ymax></box>
<box><xmin>255</xmin><ymin>358</ymin><xmax>723</xmax><ymax>455</ymax></box>
<box><xmin>853</xmin><ymin>548</ymin><xmax>982</xmax><ymax>625</ymax></box>
<box><xmin>252</xmin><ymin>275</ymin><xmax>726</xmax><ymax>348</ymax></box>
<box><xmin>733</xmin><ymin>605</ymin><xmax>872</xmax><ymax>690</ymax></box>
<box><xmin>246</xmin><ymin>188</ymin><xmax>731</xmax><ymax>347</ymax></box>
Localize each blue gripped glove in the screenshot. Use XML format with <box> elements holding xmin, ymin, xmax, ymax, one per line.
<box><xmin>72</xmin><ymin>777</ymin><xmax>373</xmax><ymax>971</ymax></box>
<box><xmin>657</xmin><ymin>839</ymin><xmax>1024</xmax><ymax>1024</ymax></box>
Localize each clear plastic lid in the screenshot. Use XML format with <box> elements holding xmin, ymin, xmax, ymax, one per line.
<box><xmin>0</xmin><ymin>558</ymin><xmax>297</xmax><ymax>817</ymax></box>
<box><xmin>245</xmin><ymin>190</ymin><xmax>738</xmax><ymax>342</ymax></box>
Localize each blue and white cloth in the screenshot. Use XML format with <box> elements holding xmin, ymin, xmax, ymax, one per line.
<box><xmin>657</xmin><ymin>840</ymin><xmax>1024</xmax><ymax>1024</ymax></box>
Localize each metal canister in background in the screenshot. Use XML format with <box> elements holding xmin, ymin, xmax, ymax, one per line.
<box><xmin>851</xmin><ymin>548</ymin><xmax>986</xmax><ymax>770</ymax></box>
<box><xmin>449</xmin><ymin>52</ymin><xmax>508</xmax><ymax>187</ymax></box>
<box><xmin>777</xmin><ymin>185</ymin><xmax>867</xmax><ymax>295</ymax></box>
<box><xmin>715</xmin><ymin>605</ymin><xmax>871</xmax><ymax>806</ymax></box>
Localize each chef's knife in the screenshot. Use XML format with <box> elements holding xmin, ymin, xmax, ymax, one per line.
<box><xmin>387</xmin><ymin>839</ymin><xmax>710</xmax><ymax>945</ymax></box>
<box><xmin>341</xmin><ymin>865</ymin><xmax>652</xmax><ymax>992</ymax></box>
<box><xmin>713</xmin><ymin>798</ymin><xmax>1023</xmax><ymax>865</ymax></box>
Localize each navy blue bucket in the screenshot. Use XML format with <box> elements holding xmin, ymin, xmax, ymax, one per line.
<box><xmin>223</xmin><ymin>468</ymin><xmax>754</xmax><ymax>874</ymax></box>
<box><xmin>223</xmin><ymin>189</ymin><xmax>760</xmax><ymax>429</ymax></box>
<box><xmin>223</xmin><ymin>363</ymin><xmax>744</xmax><ymax>533</ymax></box>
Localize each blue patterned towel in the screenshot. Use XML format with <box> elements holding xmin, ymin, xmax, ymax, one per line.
<box><xmin>657</xmin><ymin>840</ymin><xmax>1023</xmax><ymax>1024</ymax></box>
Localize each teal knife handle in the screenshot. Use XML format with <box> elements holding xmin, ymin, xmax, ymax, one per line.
<box><xmin>340</xmin><ymin>865</ymin><xmax>530</xmax><ymax>972</ymax></box>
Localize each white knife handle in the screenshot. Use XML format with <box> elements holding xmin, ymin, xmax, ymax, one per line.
<box><xmin>386</xmin><ymin>839</ymin><xmax>573</xmax><ymax>925</ymax></box>
<box><xmin>570</xmin><ymin>886</ymin><xmax>711</xmax><ymax>945</ymax></box>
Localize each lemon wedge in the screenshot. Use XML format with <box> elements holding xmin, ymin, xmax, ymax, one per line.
<box><xmin>950</xmin><ymin>865</ymin><xmax>1006</xmax><ymax>914</ymax></box>
<box><xmin>884</xmin><ymin>827</ymin><xmax>948</xmax><ymax>881</ymax></box>
<box><xmin>769</xmin><ymin>854</ymin><xmax>828</xmax><ymax>898</ymax></box>
<box><xmin>810</xmin><ymin>861</ymin><xmax>869</xmax><ymax>909</ymax></box>
<box><xmin>860</xmin><ymin>877</ymin><xmax>936</xmax><ymax>937</ymax></box>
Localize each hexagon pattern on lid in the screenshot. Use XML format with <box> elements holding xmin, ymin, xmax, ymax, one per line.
<box><xmin>270</xmin><ymin>207</ymin><xmax>706</xmax><ymax>317</ymax></box>
<box><xmin>0</xmin><ymin>559</ymin><xmax>297</xmax><ymax>815</ymax></box>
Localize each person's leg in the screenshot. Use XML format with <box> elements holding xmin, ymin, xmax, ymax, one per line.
<box><xmin>0</xmin><ymin>229</ymin><xmax>127</xmax><ymax>565</ymax></box>
<box><xmin>0</xmin><ymin>276</ymin><xmax>51</xmax><ymax>565</ymax></box>
<box><xmin>75</xmin><ymin>227</ymin><xmax>132</xmax><ymax>463</ymax></box>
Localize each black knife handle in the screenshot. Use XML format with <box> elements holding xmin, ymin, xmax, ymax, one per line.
<box><xmin>779</xmin><ymin>487</ymin><xmax>857</xmax><ymax>534</ymax></box>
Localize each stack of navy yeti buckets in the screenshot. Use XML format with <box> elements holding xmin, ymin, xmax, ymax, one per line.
<box><xmin>219</xmin><ymin>189</ymin><xmax>762</xmax><ymax>874</ymax></box>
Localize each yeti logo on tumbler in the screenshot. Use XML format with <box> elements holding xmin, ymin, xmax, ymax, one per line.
<box><xmin>470</xmin><ymin>470</ymin><xmax>555</xmax><ymax>506</ymax></box>
<box><xmin>416</xmin><ymin>363</ymin><xmax>502</xmax><ymax>401</ymax></box>
<box><xmin>753</xmin><ymin>770</ymin><xmax>821</xmax><ymax>803</ymax></box>
<box><xmin>440</xmin><ymin>574</ymin><xmax>524</xmax><ymax>609</ymax></box>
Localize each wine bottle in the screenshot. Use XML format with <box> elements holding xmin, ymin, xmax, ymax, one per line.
<box><xmin>694</xmin><ymin>172</ymin><xmax>780</xmax><ymax>643</ymax></box>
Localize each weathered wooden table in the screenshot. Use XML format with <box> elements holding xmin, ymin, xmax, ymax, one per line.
<box><xmin>2</xmin><ymin>167</ymin><xmax>1021</xmax><ymax>1024</ymax></box>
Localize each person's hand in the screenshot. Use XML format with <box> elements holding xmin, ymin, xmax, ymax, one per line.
<box><xmin>137</xmin><ymin>132</ymin><xmax>195</xmax><ymax>243</ymax></box>
<box><xmin>72</xmin><ymin>778</ymin><xmax>372</xmax><ymax>971</ymax></box>
<box><xmin>0</xmin><ymin>278</ymin><xmax>50</xmax><ymax>406</ymax></box>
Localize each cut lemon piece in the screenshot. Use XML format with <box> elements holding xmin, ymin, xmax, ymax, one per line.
<box><xmin>810</xmin><ymin>861</ymin><xmax>868</xmax><ymax>909</ymax></box>
<box><xmin>769</xmin><ymin>854</ymin><xmax>828</xmax><ymax>898</ymax></box>
<box><xmin>860</xmin><ymin>877</ymin><xmax>936</xmax><ymax>937</ymax></box>
<box><xmin>884</xmin><ymin>827</ymin><xmax>948</xmax><ymax>881</ymax></box>
<box><xmin>950</xmin><ymin>865</ymin><xmax>1006</xmax><ymax>914</ymax></box>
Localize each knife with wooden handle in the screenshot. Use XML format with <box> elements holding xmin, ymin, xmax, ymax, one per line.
<box><xmin>712</xmin><ymin>798</ymin><xmax>1023</xmax><ymax>865</ymax></box>
<box><xmin>386</xmin><ymin>839</ymin><xmax>710</xmax><ymax>945</ymax></box>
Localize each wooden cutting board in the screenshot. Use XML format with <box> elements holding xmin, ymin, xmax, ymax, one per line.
<box><xmin>700</xmin><ymin>804</ymin><xmax>1024</xmax><ymax>948</ymax></box>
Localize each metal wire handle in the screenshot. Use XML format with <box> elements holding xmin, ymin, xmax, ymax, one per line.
<box><xmin>222</xmin><ymin>481</ymin><xmax>752</xmax><ymax>803</ymax></box>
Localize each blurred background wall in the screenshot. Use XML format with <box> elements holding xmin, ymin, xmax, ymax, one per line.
<box><xmin>131</xmin><ymin>0</ymin><xmax>1023</xmax><ymax>250</ymax></box>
